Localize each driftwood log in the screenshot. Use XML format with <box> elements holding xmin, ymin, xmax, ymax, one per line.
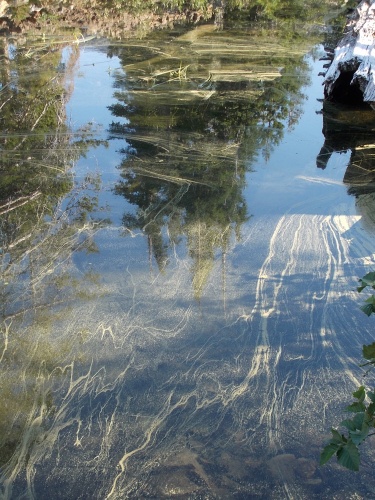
<box><xmin>324</xmin><ymin>0</ymin><xmax>375</xmax><ymax>106</ymax></box>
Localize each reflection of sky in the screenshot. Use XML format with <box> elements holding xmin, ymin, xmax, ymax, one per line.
<box><xmin>245</xmin><ymin>54</ymin><xmax>354</xmax><ymax>217</ymax></box>
<box><xmin>66</xmin><ymin>46</ymin><xmax>133</xmax><ymax>226</ymax></box>
<box><xmin>66</xmin><ymin>46</ymin><xmax>124</xmax><ymax>130</ymax></box>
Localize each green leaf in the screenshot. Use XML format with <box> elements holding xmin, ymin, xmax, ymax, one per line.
<box><xmin>363</xmin><ymin>343</ymin><xmax>375</xmax><ymax>361</ymax></box>
<box><xmin>350</xmin><ymin>430</ymin><xmax>367</xmax><ymax>446</ymax></box>
<box><xmin>340</xmin><ymin>419</ymin><xmax>356</xmax><ymax>431</ymax></box>
<box><xmin>346</xmin><ymin>402</ymin><xmax>366</xmax><ymax>413</ymax></box>
<box><xmin>366</xmin><ymin>403</ymin><xmax>375</xmax><ymax>416</ymax></box>
<box><xmin>340</xmin><ymin>414</ymin><xmax>369</xmax><ymax>445</ymax></box>
<box><xmin>352</xmin><ymin>412</ymin><xmax>365</xmax><ymax>429</ymax></box>
<box><xmin>330</xmin><ymin>428</ymin><xmax>346</xmax><ymax>444</ymax></box>
<box><xmin>353</xmin><ymin>386</ymin><xmax>366</xmax><ymax>402</ymax></box>
<box><xmin>336</xmin><ymin>440</ymin><xmax>360</xmax><ymax>471</ymax></box>
<box><xmin>320</xmin><ymin>443</ymin><xmax>340</xmax><ymax>465</ymax></box>
<box><xmin>360</xmin><ymin>303</ymin><xmax>375</xmax><ymax>316</ymax></box>
<box><xmin>358</xmin><ymin>272</ymin><xmax>375</xmax><ymax>291</ymax></box>
<box><xmin>349</xmin><ymin>421</ymin><xmax>369</xmax><ymax>446</ymax></box>
<box><xmin>367</xmin><ymin>403</ymin><xmax>375</xmax><ymax>417</ymax></box>
<box><xmin>367</xmin><ymin>390</ymin><xmax>375</xmax><ymax>403</ymax></box>
<box><xmin>362</xmin><ymin>271</ymin><xmax>375</xmax><ymax>284</ymax></box>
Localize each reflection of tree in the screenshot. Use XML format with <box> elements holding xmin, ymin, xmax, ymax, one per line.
<box><xmin>316</xmin><ymin>100</ymin><xmax>375</xmax><ymax>235</ymax></box>
<box><xmin>109</xmin><ymin>26</ymin><xmax>311</xmax><ymax>158</ymax></box>
<box><xmin>1</xmin><ymin>38</ymin><xmax>73</xmax><ymax>253</ymax></box>
<box><xmin>0</xmin><ymin>35</ymin><xmax>110</xmax><ymax>256</ymax></box>
<box><xmin>0</xmin><ymin>163</ymin><xmax>104</xmax><ymax>472</ymax></box>
<box><xmin>0</xmin><ymin>39</ymin><xmax>108</xmax><ymax>479</ymax></box>
<box><xmin>108</xmin><ymin>20</ymin><xmax>314</xmax><ymax>298</ymax></box>
<box><xmin>114</xmin><ymin>146</ymin><xmax>247</xmax><ymax>298</ymax></box>
<box><xmin>242</xmin><ymin>0</ymin><xmax>329</xmax><ymax>22</ymax></box>
<box><xmin>316</xmin><ymin>100</ymin><xmax>375</xmax><ymax>193</ymax></box>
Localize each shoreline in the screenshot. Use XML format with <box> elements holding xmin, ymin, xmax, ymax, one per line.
<box><xmin>0</xmin><ymin>1</ymin><xmax>214</xmax><ymax>38</ymax></box>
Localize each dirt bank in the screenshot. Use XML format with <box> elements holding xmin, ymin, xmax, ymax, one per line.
<box><xmin>0</xmin><ymin>1</ymin><xmax>214</xmax><ymax>37</ymax></box>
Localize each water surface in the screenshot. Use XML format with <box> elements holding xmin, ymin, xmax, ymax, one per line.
<box><xmin>2</xmin><ymin>17</ymin><xmax>375</xmax><ymax>499</ymax></box>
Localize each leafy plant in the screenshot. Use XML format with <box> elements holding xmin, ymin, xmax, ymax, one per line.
<box><xmin>320</xmin><ymin>273</ymin><xmax>375</xmax><ymax>471</ymax></box>
<box><xmin>357</xmin><ymin>272</ymin><xmax>375</xmax><ymax>317</ymax></box>
<box><xmin>320</xmin><ymin>383</ymin><xmax>375</xmax><ymax>471</ymax></box>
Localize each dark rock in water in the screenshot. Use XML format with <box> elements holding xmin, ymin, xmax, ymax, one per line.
<box><xmin>324</xmin><ymin>0</ymin><xmax>375</xmax><ymax>107</ymax></box>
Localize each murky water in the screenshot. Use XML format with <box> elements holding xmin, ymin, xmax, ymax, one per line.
<box><xmin>2</xmin><ymin>13</ymin><xmax>375</xmax><ymax>500</ymax></box>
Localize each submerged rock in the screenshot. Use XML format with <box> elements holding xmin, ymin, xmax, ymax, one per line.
<box><xmin>268</xmin><ymin>453</ymin><xmax>321</xmax><ymax>485</ymax></box>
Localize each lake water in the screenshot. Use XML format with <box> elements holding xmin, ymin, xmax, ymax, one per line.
<box><xmin>2</xmin><ymin>14</ymin><xmax>375</xmax><ymax>499</ymax></box>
